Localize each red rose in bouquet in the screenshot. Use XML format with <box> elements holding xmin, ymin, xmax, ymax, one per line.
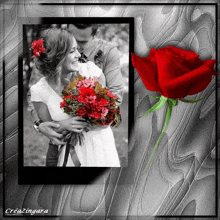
<box><xmin>76</xmin><ymin>107</ymin><xmax>87</xmax><ymax>117</ymax></box>
<box><xmin>60</xmin><ymin>75</ymin><xmax>121</xmax><ymax>127</ymax></box>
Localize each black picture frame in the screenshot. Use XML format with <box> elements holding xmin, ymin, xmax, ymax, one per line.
<box><xmin>18</xmin><ymin>17</ymin><xmax>134</xmax><ymax>184</ymax></box>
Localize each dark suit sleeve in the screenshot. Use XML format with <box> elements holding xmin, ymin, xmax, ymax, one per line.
<box><xmin>103</xmin><ymin>46</ymin><xmax>124</xmax><ymax>105</ymax></box>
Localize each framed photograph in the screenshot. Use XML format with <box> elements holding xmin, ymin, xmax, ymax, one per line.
<box><xmin>19</xmin><ymin>17</ymin><xmax>134</xmax><ymax>184</ymax></box>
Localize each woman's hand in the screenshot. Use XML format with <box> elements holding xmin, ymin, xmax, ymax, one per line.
<box><xmin>57</xmin><ymin>117</ymin><xmax>89</xmax><ymax>133</ymax></box>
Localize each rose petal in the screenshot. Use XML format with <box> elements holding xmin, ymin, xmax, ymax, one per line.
<box><xmin>156</xmin><ymin>48</ymin><xmax>191</xmax><ymax>81</ymax></box>
<box><xmin>131</xmin><ymin>51</ymin><xmax>161</xmax><ymax>93</ymax></box>
<box><xmin>166</xmin><ymin>46</ymin><xmax>204</xmax><ymax>70</ymax></box>
<box><xmin>41</xmin><ymin>47</ymin><xmax>45</xmax><ymax>53</ymax></box>
<box><xmin>187</xmin><ymin>75</ymin><xmax>212</xmax><ymax>96</ymax></box>
<box><xmin>166</xmin><ymin>46</ymin><xmax>199</xmax><ymax>61</ymax></box>
<box><xmin>161</xmin><ymin>60</ymin><xmax>217</xmax><ymax>99</ymax></box>
<box><xmin>187</xmin><ymin>59</ymin><xmax>217</xmax><ymax>95</ymax></box>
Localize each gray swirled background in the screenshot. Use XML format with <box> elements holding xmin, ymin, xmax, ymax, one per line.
<box><xmin>1</xmin><ymin>0</ymin><xmax>219</xmax><ymax>219</ymax></box>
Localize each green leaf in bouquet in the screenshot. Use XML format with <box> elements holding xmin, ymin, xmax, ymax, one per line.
<box><xmin>71</xmin><ymin>105</ymin><xmax>77</xmax><ymax>112</ymax></box>
<box><xmin>72</xmin><ymin>88</ymin><xmax>78</xmax><ymax>94</ymax></box>
<box><xmin>111</xmin><ymin>98</ymin><xmax>117</xmax><ymax>102</ymax></box>
<box><xmin>64</xmin><ymin>108</ymin><xmax>69</xmax><ymax>114</ymax></box>
<box><xmin>89</xmin><ymin>118</ymin><xmax>95</xmax><ymax>124</ymax></box>
<box><xmin>66</xmin><ymin>98</ymin><xmax>72</xmax><ymax>103</ymax></box>
<box><xmin>104</xmin><ymin>95</ymin><xmax>110</xmax><ymax>100</ymax></box>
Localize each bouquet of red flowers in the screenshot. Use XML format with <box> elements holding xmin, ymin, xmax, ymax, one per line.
<box><xmin>60</xmin><ymin>75</ymin><xmax>121</xmax><ymax>127</ymax></box>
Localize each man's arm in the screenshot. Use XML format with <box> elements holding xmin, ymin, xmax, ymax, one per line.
<box><xmin>27</xmin><ymin>66</ymin><xmax>66</xmax><ymax>145</ymax></box>
<box><xmin>28</xmin><ymin>91</ymin><xmax>66</xmax><ymax>145</ymax></box>
<box><xmin>33</xmin><ymin>102</ymin><xmax>66</xmax><ymax>145</ymax></box>
<box><xmin>104</xmin><ymin>46</ymin><xmax>124</xmax><ymax>105</ymax></box>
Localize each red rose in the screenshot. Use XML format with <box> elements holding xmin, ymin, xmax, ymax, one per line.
<box><xmin>64</xmin><ymin>94</ymin><xmax>72</xmax><ymax>100</ymax></box>
<box><xmin>93</xmin><ymin>111</ymin><xmax>101</xmax><ymax>119</ymax></box>
<box><xmin>78</xmin><ymin>87</ymin><xmax>96</xmax><ymax>104</ymax></box>
<box><xmin>33</xmin><ymin>50</ymin><xmax>40</xmax><ymax>57</ymax></box>
<box><xmin>79</xmin><ymin>87</ymin><xmax>96</xmax><ymax>96</ymax></box>
<box><xmin>40</xmin><ymin>47</ymin><xmax>45</xmax><ymax>53</ymax></box>
<box><xmin>106</xmin><ymin>89</ymin><xmax>117</xmax><ymax>99</ymax></box>
<box><xmin>76</xmin><ymin>107</ymin><xmax>87</xmax><ymax>117</ymax></box>
<box><xmin>73</xmin><ymin>96</ymin><xmax>79</xmax><ymax>101</ymax></box>
<box><xmin>108</xmin><ymin>108</ymin><xmax>117</xmax><ymax>114</ymax></box>
<box><xmin>31</xmin><ymin>39</ymin><xmax>45</xmax><ymax>58</ymax></box>
<box><xmin>95</xmin><ymin>97</ymin><xmax>109</xmax><ymax>109</ymax></box>
<box><xmin>131</xmin><ymin>46</ymin><xmax>218</xmax><ymax>99</ymax></box>
<box><xmin>60</xmin><ymin>100</ymin><xmax>67</xmax><ymax>108</ymax></box>
<box><xmin>108</xmin><ymin>101</ymin><xmax>117</xmax><ymax>108</ymax></box>
<box><xmin>88</xmin><ymin>110</ymin><xmax>101</xmax><ymax>119</ymax></box>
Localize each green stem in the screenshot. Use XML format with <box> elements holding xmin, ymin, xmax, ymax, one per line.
<box><xmin>144</xmin><ymin>100</ymin><xmax>173</xmax><ymax>171</ymax></box>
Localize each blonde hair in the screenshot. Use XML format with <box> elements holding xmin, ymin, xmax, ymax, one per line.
<box><xmin>34</xmin><ymin>28</ymin><xmax>73</xmax><ymax>83</ymax></box>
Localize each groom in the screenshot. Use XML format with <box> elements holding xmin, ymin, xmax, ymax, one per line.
<box><xmin>29</xmin><ymin>23</ymin><xmax>124</xmax><ymax>146</ymax></box>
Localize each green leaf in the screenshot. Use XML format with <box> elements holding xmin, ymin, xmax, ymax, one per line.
<box><xmin>139</xmin><ymin>95</ymin><xmax>167</xmax><ymax>118</ymax></box>
<box><xmin>180</xmin><ymin>97</ymin><xmax>204</xmax><ymax>103</ymax></box>
<box><xmin>142</xmin><ymin>95</ymin><xmax>148</xmax><ymax>99</ymax></box>
<box><xmin>64</xmin><ymin>108</ymin><xmax>69</xmax><ymax>114</ymax></box>
<box><xmin>104</xmin><ymin>95</ymin><xmax>110</xmax><ymax>100</ymax></box>
<box><xmin>167</xmin><ymin>98</ymin><xmax>178</xmax><ymax>106</ymax></box>
<box><xmin>66</xmin><ymin>98</ymin><xmax>71</xmax><ymax>103</ymax></box>
<box><xmin>142</xmin><ymin>95</ymin><xmax>160</xmax><ymax>99</ymax></box>
<box><xmin>149</xmin><ymin>96</ymin><xmax>161</xmax><ymax>99</ymax></box>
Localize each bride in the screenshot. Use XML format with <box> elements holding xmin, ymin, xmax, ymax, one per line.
<box><xmin>30</xmin><ymin>27</ymin><xmax>120</xmax><ymax>167</ymax></box>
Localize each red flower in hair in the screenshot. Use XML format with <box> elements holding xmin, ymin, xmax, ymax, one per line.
<box><xmin>31</xmin><ymin>39</ymin><xmax>45</xmax><ymax>57</ymax></box>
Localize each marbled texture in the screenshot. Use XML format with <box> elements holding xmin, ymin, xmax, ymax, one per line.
<box><xmin>0</xmin><ymin>0</ymin><xmax>219</xmax><ymax>219</ymax></box>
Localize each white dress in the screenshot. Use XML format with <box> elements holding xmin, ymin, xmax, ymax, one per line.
<box><xmin>30</xmin><ymin>62</ymin><xmax>120</xmax><ymax>167</ymax></box>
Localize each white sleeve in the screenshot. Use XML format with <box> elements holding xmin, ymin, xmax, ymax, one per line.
<box><xmin>78</xmin><ymin>61</ymin><xmax>103</xmax><ymax>78</ymax></box>
<box><xmin>30</xmin><ymin>84</ymin><xmax>46</xmax><ymax>103</ymax></box>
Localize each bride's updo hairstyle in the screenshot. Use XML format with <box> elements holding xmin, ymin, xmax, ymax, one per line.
<box><xmin>34</xmin><ymin>28</ymin><xmax>73</xmax><ymax>83</ymax></box>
